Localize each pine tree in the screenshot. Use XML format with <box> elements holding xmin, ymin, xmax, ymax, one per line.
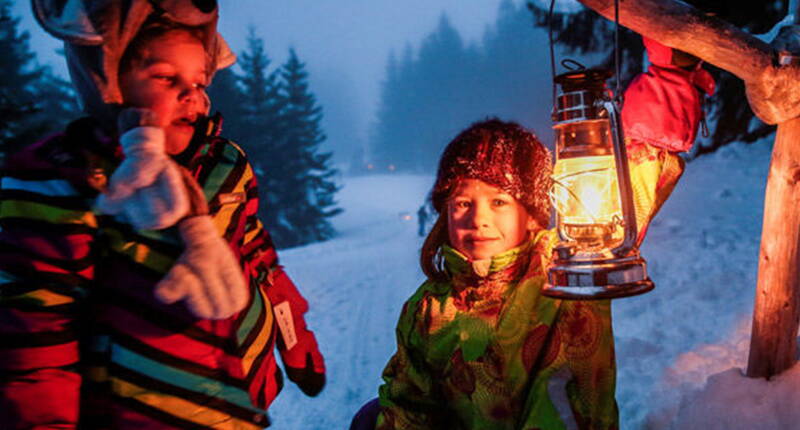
<box><xmin>234</xmin><ymin>27</ymin><xmax>288</xmax><ymax>242</ymax></box>
<box><xmin>527</xmin><ymin>1</ymin><xmax>645</xmax><ymax>92</ymax></box>
<box><xmin>370</xmin><ymin>48</ymin><xmax>406</xmax><ymax>172</ymax></box>
<box><xmin>370</xmin><ymin>14</ymin><xmax>480</xmax><ymax>173</ymax></box>
<box><xmin>207</xmin><ymin>67</ymin><xmax>245</xmax><ymax>138</ymax></box>
<box><xmin>275</xmin><ymin>48</ymin><xmax>341</xmax><ymax>248</ymax></box>
<box><xmin>0</xmin><ymin>1</ymin><xmax>78</xmax><ymax>159</ymax></box>
<box><xmin>224</xmin><ymin>30</ymin><xmax>339</xmax><ymax>248</ymax></box>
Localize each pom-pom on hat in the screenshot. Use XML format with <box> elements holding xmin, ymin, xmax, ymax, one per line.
<box><xmin>431</xmin><ymin>119</ymin><xmax>552</xmax><ymax>229</ymax></box>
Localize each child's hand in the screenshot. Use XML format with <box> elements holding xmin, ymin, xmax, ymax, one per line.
<box><xmin>95</xmin><ymin>108</ymin><xmax>190</xmax><ymax>230</ymax></box>
<box><xmin>265</xmin><ymin>269</ymin><xmax>326</xmax><ymax>396</ymax></box>
<box><xmin>154</xmin><ymin>215</ymin><xmax>249</xmax><ymax>320</ymax></box>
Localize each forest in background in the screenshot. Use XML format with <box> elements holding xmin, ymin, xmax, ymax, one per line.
<box><xmin>367</xmin><ymin>0</ymin><xmax>789</xmax><ymax>174</ymax></box>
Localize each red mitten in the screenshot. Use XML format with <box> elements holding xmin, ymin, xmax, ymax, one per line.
<box><xmin>622</xmin><ymin>37</ymin><xmax>715</xmax><ymax>153</ymax></box>
<box><xmin>265</xmin><ymin>267</ymin><xmax>326</xmax><ymax>396</ymax></box>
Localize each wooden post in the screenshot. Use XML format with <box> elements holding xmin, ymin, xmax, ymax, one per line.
<box><xmin>747</xmin><ymin>117</ymin><xmax>800</xmax><ymax>378</ymax></box>
<box><xmin>747</xmin><ymin>0</ymin><xmax>800</xmax><ymax>379</ymax></box>
<box><xmin>575</xmin><ymin>0</ymin><xmax>800</xmax><ymax>378</ymax></box>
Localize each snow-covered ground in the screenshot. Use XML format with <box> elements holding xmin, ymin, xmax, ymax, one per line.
<box><xmin>268</xmin><ymin>137</ymin><xmax>799</xmax><ymax>429</ymax></box>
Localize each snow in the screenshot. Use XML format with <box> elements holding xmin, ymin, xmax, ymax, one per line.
<box><xmin>267</xmin><ymin>137</ymin><xmax>800</xmax><ymax>429</ymax></box>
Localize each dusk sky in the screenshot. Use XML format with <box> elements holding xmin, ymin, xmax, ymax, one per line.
<box><xmin>14</xmin><ymin>0</ymin><xmax>580</xmax><ymax>163</ymax></box>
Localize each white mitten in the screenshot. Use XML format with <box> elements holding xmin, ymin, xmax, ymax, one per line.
<box><xmin>95</xmin><ymin>108</ymin><xmax>189</xmax><ymax>230</ymax></box>
<box><xmin>154</xmin><ymin>215</ymin><xmax>249</xmax><ymax>320</ymax></box>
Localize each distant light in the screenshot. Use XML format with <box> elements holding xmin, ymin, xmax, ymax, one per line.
<box><xmin>388</xmin><ymin>164</ymin><xmax>396</xmax><ymax>171</ymax></box>
<box><xmin>367</xmin><ymin>163</ymin><xmax>374</xmax><ymax>170</ymax></box>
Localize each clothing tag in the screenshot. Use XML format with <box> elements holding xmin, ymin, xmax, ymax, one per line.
<box><xmin>216</xmin><ymin>192</ymin><xmax>246</xmax><ymax>206</ymax></box>
<box><xmin>274</xmin><ymin>301</ymin><xmax>298</xmax><ymax>350</ymax></box>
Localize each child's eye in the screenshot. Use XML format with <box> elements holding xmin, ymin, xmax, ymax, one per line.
<box><xmin>154</xmin><ymin>75</ymin><xmax>176</xmax><ymax>84</ymax></box>
<box><xmin>453</xmin><ymin>200</ymin><xmax>471</xmax><ymax>209</ymax></box>
<box><xmin>193</xmin><ymin>82</ymin><xmax>207</xmax><ymax>90</ymax></box>
<box><xmin>492</xmin><ymin>198</ymin><xmax>508</xmax><ymax>207</ymax></box>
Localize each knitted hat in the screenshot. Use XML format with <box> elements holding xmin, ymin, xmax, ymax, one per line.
<box><xmin>431</xmin><ymin>119</ymin><xmax>552</xmax><ymax>228</ymax></box>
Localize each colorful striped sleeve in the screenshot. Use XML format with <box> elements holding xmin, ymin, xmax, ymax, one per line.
<box><xmin>0</xmin><ymin>158</ymin><xmax>97</xmax><ymax>428</ymax></box>
<box><xmin>233</xmin><ymin>153</ymin><xmax>326</xmax><ymax>397</ymax></box>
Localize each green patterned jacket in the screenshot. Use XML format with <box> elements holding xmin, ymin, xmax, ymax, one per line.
<box><xmin>377</xmin><ymin>230</ymin><xmax>618</xmax><ymax>430</ymax></box>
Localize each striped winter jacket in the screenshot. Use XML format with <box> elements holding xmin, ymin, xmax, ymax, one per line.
<box><xmin>0</xmin><ymin>117</ymin><xmax>323</xmax><ymax>429</ymax></box>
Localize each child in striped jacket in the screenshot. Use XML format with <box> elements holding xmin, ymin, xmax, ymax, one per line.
<box><xmin>0</xmin><ymin>1</ymin><xmax>324</xmax><ymax>428</ymax></box>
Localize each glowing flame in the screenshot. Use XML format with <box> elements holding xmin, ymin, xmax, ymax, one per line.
<box><xmin>552</xmin><ymin>155</ymin><xmax>623</xmax><ymax>245</ymax></box>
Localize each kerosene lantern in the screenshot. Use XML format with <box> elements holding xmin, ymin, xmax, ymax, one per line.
<box><xmin>542</xmin><ymin>69</ymin><xmax>654</xmax><ymax>300</ymax></box>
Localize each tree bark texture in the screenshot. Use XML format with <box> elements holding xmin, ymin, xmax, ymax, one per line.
<box><xmin>747</xmin><ymin>117</ymin><xmax>800</xmax><ymax>378</ymax></box>
<box><xmin>575</xmin><ymin>0</ymin><xmax>800</xmax><ymax>378</ymax></box>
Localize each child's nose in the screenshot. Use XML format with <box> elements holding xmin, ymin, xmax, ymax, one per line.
<box><xmin>470</xmin><ymin>203</ymin><xmax>491</xmax><ymax>228</ymax></box>
<box><xmin>178</xmin><ymin>85</ymin><xmax>203</xmax><ymax>105</ymax></box>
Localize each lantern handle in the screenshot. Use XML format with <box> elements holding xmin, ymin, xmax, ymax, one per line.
<box><xmin>603</xmin><ymin>99</ymin><xmax>639</xmax><ymax>257</ymax></box>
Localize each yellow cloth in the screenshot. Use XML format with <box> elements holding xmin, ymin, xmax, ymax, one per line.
<box><xmin>627</xmin><ymin>139</ymin><xmax>686</xmax><ymax>245</ymax></box>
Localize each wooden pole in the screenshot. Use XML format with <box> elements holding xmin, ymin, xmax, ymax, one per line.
<box><xmin>574</xmin><ymin>0</ymin><xmax>800</xmax><ymax>378</ymax></box>
<box><xmin>747</xmin><ymin>0</ymin><xmax>800</xmax><ymax>379</ymax></box>
<box><xmin>747</xmin><ymin>117</ymin><xmax>800</xmax><ymax>378</ymax></box>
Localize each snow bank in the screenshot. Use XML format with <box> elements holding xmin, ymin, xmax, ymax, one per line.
<box><xmin>671</xmin><ymin>362</ymin><xmax>800</xmax><ymax>430</ymax></box>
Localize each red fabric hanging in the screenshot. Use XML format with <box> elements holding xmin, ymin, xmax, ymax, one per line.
<box><xmin>622</xmin><ymin>37</ymin><xmax>715</xmax><ymax>153</ymax></box>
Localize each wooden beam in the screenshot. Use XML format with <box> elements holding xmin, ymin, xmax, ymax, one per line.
<box><xmin>575</xmin><ymin>0</ymin><xmax>800</xmax><ymax>125</ymax></box>
<box><xmin>575</xmin><ymin>0</ymin><xmax>772</xmax><ymax>82</ymax></box>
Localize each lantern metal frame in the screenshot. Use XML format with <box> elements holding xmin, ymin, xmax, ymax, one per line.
<box><xmin>542</xmin><ymin>70</ymin><xmax>654</xmax><ymax>300</ymax></box>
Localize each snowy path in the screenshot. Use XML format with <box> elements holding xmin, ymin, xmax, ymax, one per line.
<box><xmin>268</xmin><ymin>140</ymin><xmax>774</xmax><ymax>429</ymax></box>
<box><xmin>269</xmin><ymin>175</ymin><xmax>434</xmax><ymax>429</ymax></box>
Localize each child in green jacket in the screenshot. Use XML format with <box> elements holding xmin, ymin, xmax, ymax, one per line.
<box><xmin>373</xmin><ymin>119</ymin><xmax>618</xmax><ymax>430</ymax></box>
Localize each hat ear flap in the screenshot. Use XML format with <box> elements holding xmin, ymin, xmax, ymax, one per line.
<box><xmin>32</xmin><ymin>0</ymin><xmax>103</xmax><ymax>45</ymax></box>
<box><xmin>211</xmin><ymin>32</ymin><xmax>236</xmax><ymax>70</ymax></box>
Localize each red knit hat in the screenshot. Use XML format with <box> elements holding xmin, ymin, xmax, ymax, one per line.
<box><xmin>431</xmin><ymin>119</ymin><xmax>552</xmax><ymax>228</ymax></box>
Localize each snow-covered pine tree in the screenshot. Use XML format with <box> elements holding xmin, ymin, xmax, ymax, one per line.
<box><xmin>276</xmin><ymin>48</ymin><xmax>341</xmax><ymax>248</ymax></box>
<box><xmin>526</xmin><ymin>0</ymin><xmax>786</xmax><ymax>158</ymax></box>
<box><xmin>0</xmin><ymin>0</ymin><xmax>78</xmax><ymax>160</ymax></box>
<box><xmin>234</xmin><ymin>27</ymin><xmax>290</xmax><ymax>245</ymax></box>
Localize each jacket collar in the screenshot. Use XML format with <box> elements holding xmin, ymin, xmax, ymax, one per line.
<box><xmin>442</xmin><ymin>229</ymin><xmax>548</xmax><ymax>280</ymax></box>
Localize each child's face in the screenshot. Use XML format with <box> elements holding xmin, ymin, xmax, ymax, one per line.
<box><xmin>119</xmin><ymin>30</ymin><xmax>208</xmax><ymax>154</ymax></box>
<box><xmin>447</xmin><ymin>179</ymin><xmax>537</xmax><ymax>261</ymax></box>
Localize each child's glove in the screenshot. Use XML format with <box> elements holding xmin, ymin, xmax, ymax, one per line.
<box><xmin>622</xmin><ymin>37</ymin><xmax>715</xmax><ymax>153</ymax></box>
<box><xmin>95</xmin><ymin>108</ymin><xmax>189</xmax><ymax>230</ymax></box>
<box><xmin>265</xmin><ymin>268</ymin><xmax>326</xmax><ymax>396</ymax></box>
<box><xmin>154</xmin><ymin>215</ymin><xmax>249</xmax><ymax>320</ymax></box>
